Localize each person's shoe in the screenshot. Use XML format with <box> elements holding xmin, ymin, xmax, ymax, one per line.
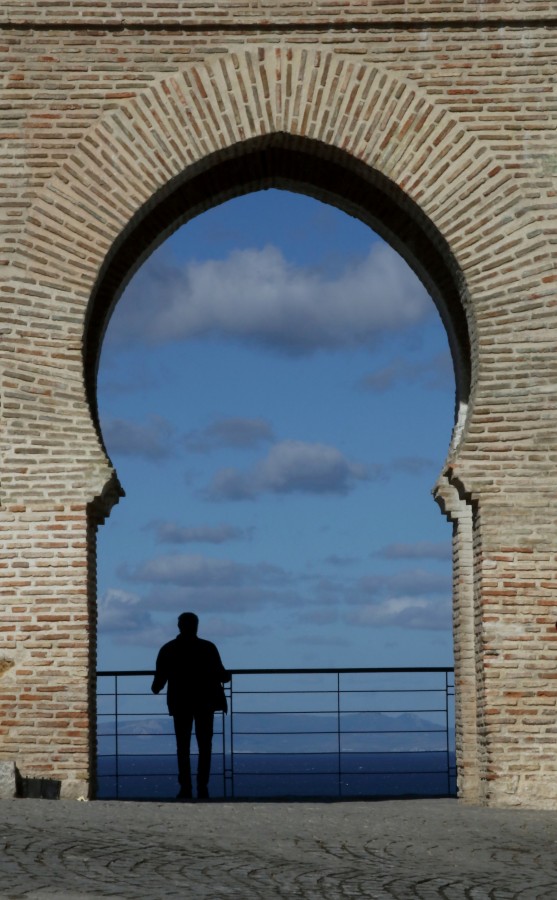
<box><xmin>176</xmin><ymin>787</ymin><xmax>192</xmax><ymax>800</ymax></box>
<box><xmin>197</xmin><ymin>786</ymin><xmax>209</xmax><ymax>800</ymax></box>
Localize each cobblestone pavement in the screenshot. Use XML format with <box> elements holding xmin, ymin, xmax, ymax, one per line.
<box><xmin>1</xmin><ymin>798</ymin><xmax>556</xmax><ymax>899</ymax></box>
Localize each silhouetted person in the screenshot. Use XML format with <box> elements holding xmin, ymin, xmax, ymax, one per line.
<box><xmin>151</xmin><ymin>612</ymin><xmax>230</xmax><ymax>800</ymax></box>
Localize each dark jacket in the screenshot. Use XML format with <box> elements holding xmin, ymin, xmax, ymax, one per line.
<box><xmin>152</xmin><ymin>634</ymin><xmax>229</xmax><ymax>716</ymax></box>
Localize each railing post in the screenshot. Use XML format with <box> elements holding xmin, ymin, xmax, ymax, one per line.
<box><xmin>114</xmin><ymin>673</ymin><xmax>119</xmax><ymax>801</ymax></box>
<box><xmin>221</xmin><ymin>707</ymin><xmax>226</xmax><ymax>799</ymax></box>
<box><xmin>337</xmin><ymin>671</ymin><xmax>342</xmax><ymax>798</ymax></box>
<box><xmin>445</xmin><ymin>670</ymin><xmax>451</xmax><ymax>797</ymax></box>
<box><xmin>229</xmin><ymin>674</ymin><xmax>235</xmax><ymax>799</ymax></box>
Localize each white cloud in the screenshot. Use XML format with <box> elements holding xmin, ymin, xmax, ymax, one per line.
<box><xmin>98</xmin><ymin>588</ymin><xmax>149</xmax><ymax>631</ymax></box>
<box><xmin>357</xmin><ymin>569</ymin><xmax>451</xmax><ymax>598</ymax></box>
<box><xmin>259</xmin><ymin>441</ymin><xmax>369</xmax><ymax>494</ymax></box>
<box><xmin>120</xmin><ymin>552</ymin><xmax>301</xmax><ymax>616</ymax></box>
<box><xmin>110</xmin><ymin>243</ymin><xmax>433</xmax><ymax>354</ymax></box>
<box><xmin>124</xmin><ymin>553</ymin><xmax>291</xmax><ymax>590</ymax></box>
<box><xmin>146</xmin><ymin>584</ymin><xmax>298</xmax><ymax>614</ymax></box>
<box><xmin>206</xmin><ymin>439</ymin><xmax>373</xmax><ymax>500</ymax></box>
<box><xmin>148</xmin><ymin>520</ymin><xmax>252</xmax><ymax>545</ymax></box>
<box><xmin>185</xmin><ymin>417</ymin><xmax>275</xmax><ymax>453</ymax></box>
<box><xmin>103</xmin><ymin>415</ymin><xmax>175</xmax><ymax>461</ymax></box>
<box><xmin>290</xmin><ymin>630</ymin><xmax>351</xmax><ymax>648</ymax></box>
<box><xmin>346</xmin><ymin>596</ymin><xmax>451</xmax><ymax>631</ymax></box>
<box><xmin>298</xmin><ymin>608</ymin><xmax>340</xmax><ymax>626</ymax></box>
<box><xmin>360</xmin><ymin>353</ymin><xmax>453</xmax><ymax>392</ymax></box>
<box><xmin>377</xmin><ymin>541</ymin><xmax>452</xmax><ymax>561</ymax></box>
<box><xmin>324</xmin><ymin>554</ymin><xmax>359</xmax><ymax>567</ymax></box>
<box><xmin>201</xmin><ymin>616</ymin><xmax>259</xmax><ymax>638</ymax></box>
<box><xmin>295</xmin><ymin>566</ymin><xmax>452</xmax><ymax>632</ymax></box>
<box><xmin>98</xmin><ymin>588</ymin><xmax>167</xmax><ymax>647</ymax></box>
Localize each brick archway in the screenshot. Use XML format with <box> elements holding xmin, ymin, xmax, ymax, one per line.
<box><xmin>19</xmin><ymin>48</ymin><xmax>499</xmax><ymax>489</ymax></box>
<box><xmin>2</xmin><ymin>33</ymin><xmax>557</xmax><ymax>806</ymax></box>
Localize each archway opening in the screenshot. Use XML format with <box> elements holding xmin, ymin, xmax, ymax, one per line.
<box><xmin>90</xmin><ymin>138</ymin><xmax>470</xmax><ymax>800</ymax></box>
<box><xmin>85</xmin><ymin>135</ymin><xmax>471</xmax><ymax>433</ymax></box>
<box><xmin>96</xmin><ymin>186</ymin><xmax>457</xmax><ymax>669</ymax></box>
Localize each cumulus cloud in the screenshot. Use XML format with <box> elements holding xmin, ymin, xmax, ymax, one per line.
<box><xmin>185</xmin><ymin>417</ymin><xmax>275</xmax><ymax>453</ymax></box>
<box><xmin>345</xmin><ymin>596</ymin><xmax>451</xmax><ymax>631</ymax></box>
<box><xmin>120</xmin><ymin>552</ymin><xmax>300</xmax><ymax>615</ymax></box>
<box><xmin>357</xmin><ymin>569</ymin><xmax>451</xmax><ymax>598</ymax></box>
<box><xmin>98</xmin><ymin>588</ymin><xmax>168</xmax><ymax>646</ymax></box>
<box><xmin>360</xmin><ymin>353</ymin><xmax>453</xmax><ymax>393</ymax></box>
<box><xmin>298</xmin><ymin>607</ymin><xmax>340</xmax><ymax>626</ymax></box>
<box><xmin>324</xmin><ymin>554</ymin><xmax>359</xmax><ymax>567</ymax></box>
<box><xmin>206</xmin><ymin>439</ymin><xmax>373</xmax><ymax>500</ymax></box>
<box><xmin>294</xmin><ymin>565</ymin><xmax>452</xmax><ymax>632</ymax></box>
<box><xmin>124</xmin><ymin>553</ymin><xmax>289</xmax><ymax>588</ymax></box>
<box><xmin>98</xmin><ymin>588</ymin><xmax>149</xmax><ymax>631</ymax></box>
<box><xmin>376</xmin><ymin>541</ymin><xmax>452</xmax><ymax>561</ymax></box>
<box><xmin>141</xmin><ymin>583</ymin><xmax>298</xmax><ymax>614</ymax></box>
<box><xmin>110</xmin><ymin>243</ymin><xmax>433</xmax><ymax>354</ymax></box>
<box><xmin>290</xmin><ymin>630</ymin><xmax>352</xmax><ymax>648</ymax></box>
<box><xmin>201</xmin><ymin>616</ymin><xmax>259</xmax><ymax>638</ymax></box>
<box><xmin>336</xmin><ymin>566</ymin><xmax>452</xmax><ymax>631</ymax></box>
<box><xmin>103</xmin><ymin>415</ymin><xmax>175</xmax><ymax>461</ymax></box>
<box><xmin>148</xmin><ymin>520</ymin><xmax>252</xmax><ymax>545</ymax></box>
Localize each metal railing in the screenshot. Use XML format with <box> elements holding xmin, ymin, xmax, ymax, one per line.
<box><xmin>97</xmin><ymin>667</ymin><xmax>455</xmax><ymax>800</ymax></box>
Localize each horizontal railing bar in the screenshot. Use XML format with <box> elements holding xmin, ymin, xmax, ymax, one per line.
<box><xmin>226</xmin><ymin>729</ymin><xmax>446</xmax><ymax>737</ymax></box>
<box><xmin>100</xmin><ymin>749</ymin><xmax>451</xmax><ymax>758</ymax></box>
<box><xmin>232</xmin><ymin>668</ymin><xmax>455</xmax><ymax>675</ymax></box>
<box><xmin>99</xmin><ymin>691</ymin><xmax>447</xmax><ymax>701</ymax></box>
<box><xmin>99</xmin><ymin>770</ymin><xmax>449</xmax><ymax>779</ymax></box>
<box><xmin>228</xmin><ymin>709</ymin><xmax>447</xmax><ymax>715</ymax></box>
<box><xmin>97</xmin><ymin>666</ymin><xmax>454</xmax><ymax>677</ymax></box>
<box><xmin>98</xmin><ymin>692</ymin><xmax>447</xmax><ymax>700</ymax></box>
<box><xmin>227</xmin><ymin>689</ymin><xmax>446</xmax><ymax>696</ymax></box>
<box><xmin>232</xmin><ymin>770</ymin><xmax>448</xmax><ymax>776</ymax></box>
<box><xmin>237</xmin><ymin>750</ymin><xmax>452</xmax><ymax>755</ymax></box>
<box><xmin>99</xmin><ymin>753</ymin><xmax>177</xmax><ymax>759</ymax></box>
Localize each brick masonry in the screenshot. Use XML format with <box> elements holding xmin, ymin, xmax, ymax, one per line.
<box><xmin>0</xmin><ymin>3</ymin><xmax>556</xmax><ymax>806</ymax></box>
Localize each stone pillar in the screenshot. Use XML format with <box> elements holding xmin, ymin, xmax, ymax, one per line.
<box><xmin>0</xmin><ymin>279</ymin><xmax>120</xmax><ymax>796</ymax></box>
<box><xmin>473</xmin><ymin>493</ymin><xmax>557</xmax><ymax>809</ymax></box>
<box><xmin>435</xmin><ymin>472</ymin><xmax>484</xmax><ymax>805</ymax></box>
<box><xmin>0</xmin><ymin>504</ymin><xmax>107</xmax><ymax>798</ymax></box>
<box><xmin>437</xmin><ymin>457</ymin><xmax>557</xmax><ymax>809</ymax></box>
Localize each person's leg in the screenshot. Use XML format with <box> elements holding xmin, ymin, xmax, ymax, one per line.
<box><xmin>173</xmin><ymin>711</ymin><xmax>194</xmax><ymax>798</ymax></box>
<box><xmin>194</xmin><ymin>710</ymin><xmax>214</xmax><ymax>798</ymax></box>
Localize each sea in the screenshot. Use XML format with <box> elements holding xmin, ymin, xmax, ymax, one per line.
<box><xmin>97</xmin><ymin>751</ymin><xmax>456</xmax><ymax>800</ymax></box>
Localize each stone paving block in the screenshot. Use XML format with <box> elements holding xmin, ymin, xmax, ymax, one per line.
<box><xmin>0</xmin><ymin>761</ymin><xmax>17</xmax><ymax>799</ymax></box>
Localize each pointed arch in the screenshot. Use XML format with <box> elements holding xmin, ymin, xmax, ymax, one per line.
<box><xmin>16</xmin><ymin>47</ymin><xmax>512</xmax><ymax>480</ymax></box>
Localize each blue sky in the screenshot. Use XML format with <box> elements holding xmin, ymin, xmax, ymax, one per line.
<box><xmin>96</xmin><ymin>189</ymin><xmax>455</xmax><ymax>673</ymax></box>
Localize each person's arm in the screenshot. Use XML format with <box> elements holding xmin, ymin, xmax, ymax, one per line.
<box><xmin>151</xmin><ymin>645</ymin><xmax>168</xmax><ymax>694</ymax></box>
<box><xmin>212</xmin><ymin>643</ymin><xmax>231</xmax><ymax>682</ymax></box>
<box><xmin>206</xmin><ymin>641</ymin><xmax>231</xmax><ymax>684</ymax></box>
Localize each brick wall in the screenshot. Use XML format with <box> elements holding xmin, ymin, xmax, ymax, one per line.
<box><xmin>1</xmin><ymin>4</ymin><xmax>556</xmax><ymax>805</ymax></box>
<box><xmin>2</xmin><ymin>1</ymin><xmax>557</xmax><ymax>25</ymax></box>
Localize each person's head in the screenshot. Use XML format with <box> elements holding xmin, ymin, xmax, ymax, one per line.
<box><xmin>178</xmin><ymin>612</ymin><xmax>199</xmax><ymax>638</ymax></box>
